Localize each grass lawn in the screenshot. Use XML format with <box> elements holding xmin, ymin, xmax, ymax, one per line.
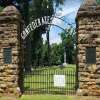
<box><xmin>0</xmin><ymin>95</ymin><xmax>100</xmax><ymax>100</ymax></box>
<box><xmin>20</xmin><ymin>95</ymin><xmax>100</xmax><ymax>100</ymax></box>
<box><xmin>21</xmin><ymin>95</ymin><xmax>72</xmax><ymax>100</ymax></box>
<box><xmin>24</xmin><ymin>64</ymin><xmax>76</xmax><ymax>95</ymax></box>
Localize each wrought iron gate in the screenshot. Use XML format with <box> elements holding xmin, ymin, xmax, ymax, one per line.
<box><xmin>23</xmin><ymin>66</ymin><xmax>78</xmax><ymax>95</ymax></box>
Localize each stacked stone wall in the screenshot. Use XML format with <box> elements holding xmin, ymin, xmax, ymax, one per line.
<box><xmin>0</xmin><ymin>6</ymin><xmax>23</xmax><ymax>96</ymax></box>
<box><xmin>77</xmin><ymin>2</ymin><xmax>100</xmax><ymax>96</ymax></box>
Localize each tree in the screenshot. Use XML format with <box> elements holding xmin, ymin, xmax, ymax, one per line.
<box><xmin>0</xmin><ymin>0</ymin><xmax>13</xmax><ymax>6</ymax></box>
<box><xmin>96</xmin><ymin>0</ymin><xmax>100</xmax><ymax>4</ymax></box>
<box><xmin>50</xmin><ymin>43</ymin><xmax>63</xmax><ymax>65</ymax></box>
<box><xmin>29</xmin><ymin>0</ymin><xmax>64</xmax><ymax>65</ymax></box>
<box><xmin>60</xmin><ymin>27</ymin><xmax>76</xmax><ymax>64</ymax></box>
<box><xmin>42</xmin><ymin>41</ymin><xmax>49</xmax><ymax>66</ymax></box>
<box><xmin>42</xmin><ymin>0</ymin><xmax>65</xmax><ymax>66</ymax></box>
<box><xmin>0</xmin><ymin>6</ymin><xmax>3</xmax><ymax>12</ymax></box>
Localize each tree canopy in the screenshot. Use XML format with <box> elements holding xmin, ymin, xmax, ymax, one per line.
<box><xmin>60</xmin><ymin>27</ymin><xmax>76</xmax><ymax>64</ymax></box>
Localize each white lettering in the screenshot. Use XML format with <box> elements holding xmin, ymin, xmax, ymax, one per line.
<box><xmin>26</xmin><ymin>25</ymin><xmax>31</xmax><ymax>33</ymax></box>
<box><xmin>31</xmin><ymin>20</ymin><xmax>38</xmax><ymax>29</ymax></box>
<box><xmin>37</xmin><ymin>18</ymin><xmax>41</xmax><ymax>27</ymax></box>
<box><xmin>41</xmin><ymin>17</ymin><xmax>45</xmax><ymax>25</ymax></box>
<box><xmin>21</xmin><ymin>30</ymin><xmax>27</xmax><ymax>39</ymax></box>
<box><xmin>21</xmin><ymin>16</ymin><xmax>52</xmax><ymax>39</ymax></box>
<box><xmin>25</xmin><ymin>28</ymin><xmax>29</xmax><ymax>34</ymax></box>
<box><xmin>29</xmin><ymin>23</ymin><xmax>33</xmax><ymax>31</ymax></box>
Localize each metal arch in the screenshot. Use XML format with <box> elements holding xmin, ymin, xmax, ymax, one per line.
<box><xmin>44</xmin><ymin>23</ymin><xmax>67</xmax><ymax>33</ymax></box>
<box><xmin>21</xmin><ymin>16</ymin><xmax>75</xmax><ymax>39</ymax></box>
<box><xmin>33</xmin><ymin>15</ymin><xmax>75</xmax><ymax>27</ymax></box>
<box><xmin>52</xmin><ymin>16</ymin><xmax>75</xmax><ymax>27</ymax></box>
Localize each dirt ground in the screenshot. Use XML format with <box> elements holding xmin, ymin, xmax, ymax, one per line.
<box><xmin>74</xmin><ymin>96</ymin><xmax>100</xmax><ymax>100</ymax></box>
<box><xmin>0</xmin><ymin>97</ymin><xmax>18</xmax><ymax>100</ymax></box>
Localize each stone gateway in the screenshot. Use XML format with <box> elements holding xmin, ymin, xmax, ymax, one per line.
<box><xmin>0</xmin><ymin>0</ymin><xmax>100</xmax><ymax>97</ymax></box>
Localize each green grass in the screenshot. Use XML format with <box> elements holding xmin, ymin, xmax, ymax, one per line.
<box><xmin>0</xmin><ymin>96</ymin><xmax>100</xmax><ymax>100</ymax></box>
<box><xmin>21</xmin><ymin>95</ymin><xmax>73</xmax><ymax>100</ymax></box>
<box><xmin>24</xmin><ymin>64</ymin><xmax>76</xmax><ymax>94</ymax></box>
<box><xmin>20</xmin><ymin>95</ymin><xmax>100</xmax><ymax>100</ymax></box>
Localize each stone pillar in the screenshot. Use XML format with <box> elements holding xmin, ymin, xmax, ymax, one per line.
<box><xmin>76</xmin><ymin>0</ymin><xmax>100</xmax><ymax>96</ymax></box>
<box><xmin>0</xmin><ymin>6</ymin><xmax>23</xmax><ymax>96</ymax></box>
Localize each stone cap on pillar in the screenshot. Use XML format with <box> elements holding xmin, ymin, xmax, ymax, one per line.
<box><xmin>1</xmin><ymin>5</ymin><xmax>20</xmax><ymax>15</ymax></box>
<box><xmin>0</xmin><ymin>5</ymin><xmax>21</xmax><ymax>21</ymax></box>
<box><xmin>76</xmin><ymin>0</ymin><xmax>100</xmax><ymax>18</ymax></box>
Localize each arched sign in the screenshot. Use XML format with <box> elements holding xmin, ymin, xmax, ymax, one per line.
<box><xmin>21</xmin><ymin>16</ymin><xmax>67</xmax><ymax>39</ymax></box>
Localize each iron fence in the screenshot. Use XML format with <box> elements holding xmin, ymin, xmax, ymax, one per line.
<box><xmin>23</xmin><ymin>66</ymin><xmax>78</xmax><ymax>95</ymax></box>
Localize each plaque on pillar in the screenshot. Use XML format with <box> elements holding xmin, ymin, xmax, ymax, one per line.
<box><xmin>86</xmin><ymin>47</ymin><xmax>96</xmax><ymax>64</ymax></box>
<box><xmin>3</xmin><ymin>48</ymin><xmax>12</xmax><ymax>64</ymax></box>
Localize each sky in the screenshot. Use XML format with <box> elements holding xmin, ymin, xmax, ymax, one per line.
<box><xmin>42</xmin><ymin>0</ymin><xmax>84</xmax><ymax>44</ymax></box>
